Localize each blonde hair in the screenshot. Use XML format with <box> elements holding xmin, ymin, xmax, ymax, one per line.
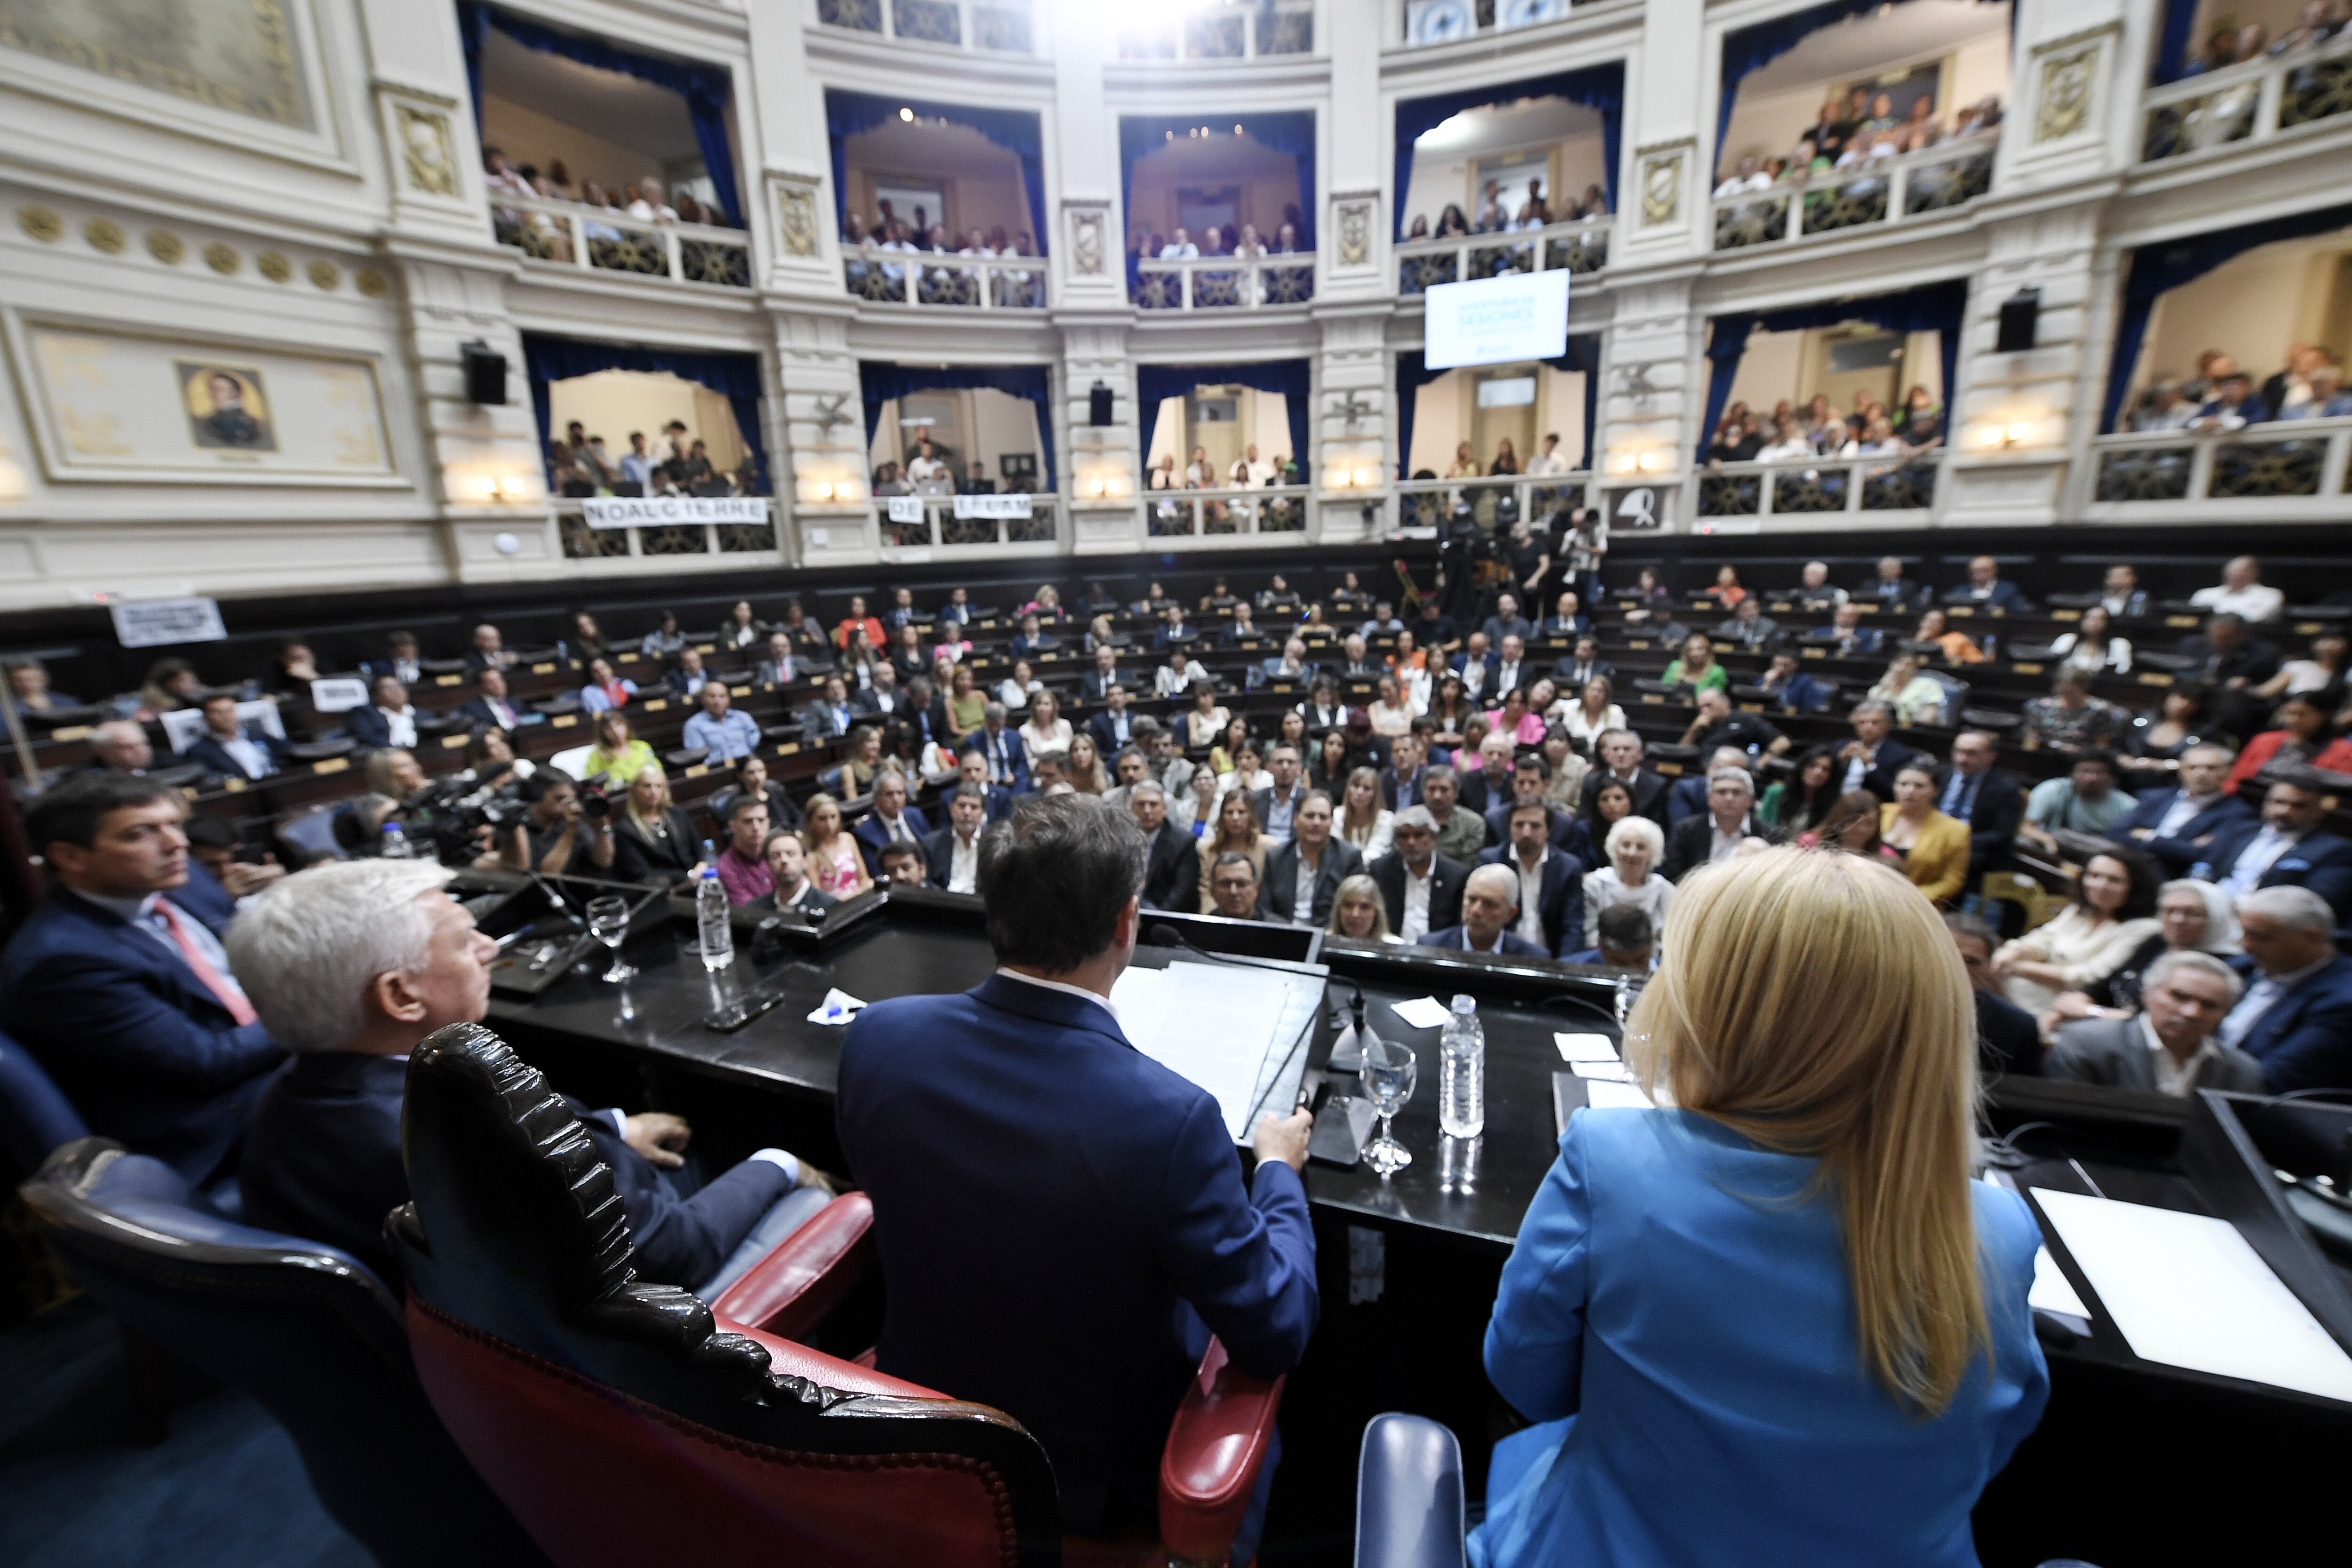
<box><xmin>623</xmin><ymin>769</ymin><xmax>673</xmax><ymax>828</ymax></box>
<box><xmin>1621</xmin><ymin>845</ymin><xmax>1986</xmax><ymax>1415</ymax></box>
<box><xmin>1327</xmin><ymin>873</ymin><xmax>1391</xmax><ymax>940</ymax></box>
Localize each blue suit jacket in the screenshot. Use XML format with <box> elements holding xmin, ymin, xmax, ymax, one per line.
<box><xmin>2225</xmin><ymin>954</ymin><xmax>2352</xmax><ymax>1093</ymax></box>
<box><xmin>240</xmin><ymin>1051</ymin><xmax>790</xmax><ymax>1289</ymax></box>
<box><xmin>1477</xmin><ymin>845</ymin><xmax>1587</xmax><ymax>957</ymax></box>
<box><xmin>2191</xmin><ymin>823</ymin><xmax>2352</xmax><ymax>921</ymax></box>
<box><xmin>836</xmin><ymin>974</ymin><xmax>1317</xmax><ymax>1533</ymax></box>
<box><xmin>851</xmin><ymin>805</ymin><xmax>934</xmax><ymax>875</ymax></box>
<box><xmin>1417</xmin><ymin>925</ymin><xmax>1550</xmax><ymax>960</ymax></box>
<box><xmin>0</xmin><ymin>869</ymin><xmax>279</xmax><ymax>1183</ymax></box>
<box><xmin>1477</xmin><ymin>1110</ymin><xmax>2045</xmax><ymax>1568</ymax></box>
<box><xmin>1945</xmin><ymin>581</ymin><xmax>2028</xmax><ymax>614</ymax></box>
<box><xmin>344</xmin><ymin>705</ymin><xmax>413</xmax><ymax>750</ymax></box>
<box><xmin>960</xmin><ymin>725</ymin><xmax>1030</xmax><ymax>794</ymax></box>
<box><xmin>2113</xmin><ymin>788</ymin><xmax>2255</xmax><ymax>872</ymax></box>
<box><xmin>184</xmin><ymin>726</ymin><xmax>291</xmax><ymax>781</ymax></box>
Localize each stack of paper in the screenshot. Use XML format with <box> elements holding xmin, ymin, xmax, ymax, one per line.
<box><xmin>1110</xmin><ymin>962</ymin><xmax>1319</xmax><ymax>1141</ymax></box>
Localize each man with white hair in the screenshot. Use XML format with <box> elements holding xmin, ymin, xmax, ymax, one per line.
<box><xmin>1369</xmin><ymin>804</ymin><xmax>1470</xmax><ymax>941</ymax></box>
<box><xmin>2189</xmin><ymin>555</ymin><xmax>2285</xmax><ymax>623</ymax></box>
<box><xmin>1663</xmin><ymin>766</ymin><xmax>1786</xmax><ymax>881</ymax></box>
<box><xmin>2044</xmin><ymin>950</ymin><xmax>2263</xmax><ymax>1095</ymax></box>
<box><xmin>1417</xmin><ymin>862</ymin><xmax>1548</xmax><ymax>957</ymax></box>
<box><xmin>1792</xmin><ymin>561</ymin><xmax>1847</xmax><ymax>611</ymax></box>
<box><xmin>2217</xmin><ymin>885</ymin><xmax>2352</xmax><ymax>1092</ymax></box>
<box><xmin>84</xmin><ymin>719</ymin><xmax>156</xmax><ymax>775</ymax></box>
<box><xmin>230</xmin><ymin>860</ymin><xmax>833</xmax><ymax>1291</ymax></box>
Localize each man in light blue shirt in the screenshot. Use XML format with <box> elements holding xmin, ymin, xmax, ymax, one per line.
<box><xmin>619</xmin><ymin>432</ymin><xmax>655</xmax><ymax>491</ymax></box>
<box><xmin>682</xmin><ymin>681</ymin><xmax>760</xmax><ymax>762</ymax></box>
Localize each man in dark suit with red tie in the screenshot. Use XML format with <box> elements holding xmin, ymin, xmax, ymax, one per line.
<box><xmin>0</xmin><ymin>773</ymin><xmax>281</xmax><ymax>1184</ymax></box>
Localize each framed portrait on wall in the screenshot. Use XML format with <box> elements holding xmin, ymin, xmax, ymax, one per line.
<box><xmin>178</xmin><ymin>362</ymin><xmax>278</xmax><ymax>452</ymax></box>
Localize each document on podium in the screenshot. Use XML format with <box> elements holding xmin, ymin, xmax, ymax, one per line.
<box><xmin>1110</xmin><ymin>961</ymin><xmax>1321</xmax><ymax>1143</ymax></box>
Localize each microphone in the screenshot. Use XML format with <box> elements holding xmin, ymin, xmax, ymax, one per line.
<box><xmin>1146</xmin><ymin>923</ymin><xmax>1303</xmax><ymax>976</ymax></box>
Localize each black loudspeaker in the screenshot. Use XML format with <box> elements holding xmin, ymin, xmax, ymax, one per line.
<box><xmin>1088</xmin><ymin>380</ymin><xmax>1114</xmax><ymax>427</ymax></box>
<box><xmin>1994</xmin><ymin>289</ymin><xmax>2041</xmax><ymax>354</ymax></box>
<box><xmin>461</xmin><ymin>340</ymin><xmax>509</xmax><ymax>406</ymax></box>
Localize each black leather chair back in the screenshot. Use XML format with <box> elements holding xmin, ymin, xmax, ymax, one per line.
<box><xmin>0</xmin><ymin>1028</ymin><xmax>85</xmax><ymax>1180</ymax></box>
<box><xmin>20</xmin><ymin>1138</ymin><xmax>544</xmax><ymax>1568</ymax></box>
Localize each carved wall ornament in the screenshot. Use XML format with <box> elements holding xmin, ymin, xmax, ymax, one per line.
<box><xmin>257</xmin><ymin>251</ymin><xmax>293</xmax><ymax>282</ymax></box>
<box><xmin>1333</xmin><ymin>390</ymin><xmax>1378</xmax><ymax>432</ymax></box>
<box><xmin>355</xmin><ymin>268</ymin><xmax>388</xmax><ymax>298</ymax></box>
<box><xmin>395</xmin><ymin>105</ymin><xmax>458</xmax><ymax>196</ymax></box>
<box><xmin>1336</xmin><ymin>200</ymin><xmax>1372</xmax><ymax>266</ymax></box>
<box><xmin>1069</xmin><ymin>207</ymin><xmax>1105</xmax><ymax>275</ymax></box>
<box><xmin>204</xmin><ymin>242</ymin><xmax>241</xmax><ymax>274</ymax></box>
<box><xmin>1639</xmin><ymin>151</ymin><xmax>1684</xmax><ymax>229</ymax></box>
<box><xmin>777</xmin><ymin>182</ymin><xmax>818</xmax><ymax>257</ymax></box>
<box><xmin>83</xmin><ymin>217</ymin><xmax>125</xmax><ymax>254</ymax></box>
<box><xmin>2035</xmin><ymin>46</ymin><xmax>2098</xmax><ymax>143</ymax></box>
<box><xmin>16</xmin><ymin>204</ymin><xmax>61</xmax><ymax>242</ymax></box>
<box><xmin>145</xmin><ymin>229</ymin><xmax>185</xmax><ymax>264</ymax></box>
<box><xmin>307</xmin><ymin>260</ymin><xmax>341</xmax><ymax>290</ymax></box>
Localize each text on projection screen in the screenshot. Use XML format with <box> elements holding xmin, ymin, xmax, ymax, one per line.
<box><xmin>1424</xmin><ymin>270</ymin><xmax>1570</xmax><ymax>370</ymax></box>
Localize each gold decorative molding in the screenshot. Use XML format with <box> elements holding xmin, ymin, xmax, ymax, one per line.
<box><xmin>1335</xmin><ymin>199</ymin><xmax>1372</xmax><ymax>267</ymax></box>
<box><xmin>394</xmin><ymin>104</ymin><xmax>458</xmax><ymax>196</ymax></box>
<box><xmin>203</xmin><ymin>242</ymin><xmax>241</xmax><ymax>274</ymax></box>
<box><xmin>83</xmin><ymin>217</ymin><xmax>125</xmax><ymax>254</ymax></box>
<box><xmin>146</xmin><ymin>229</ymin><xmax>186</xmax><ymax>264</ymax></box>
<box><xmin>257</xmin><ymin>250</ymin><xmax>292</xmax><ymax>283</ymax></box>
<box><xmin>307</xmin><ymin>260</ymin><xmax>341</xmax><ymax>290</ymax></box>
<box><xmin>2034</xmin><ymin>44</ymin><xmax>2098</xmax><ymax>143</ymax></box>
<box><xmin>355</xmin><ymin>267</ymin><xmax>388</xmax><ymax>298</ymax></box>
<box><xmin>0</xmin><ymin>0</ymin><xmax>311</xmax><ymax>129</ymax></box>
<box><xmin>777</xmin><ymin>182</ymin><xmax>818</xmax><ymax>257</ymax></box>
<box><xmin>1067</xmin><ymin>206</ymin><xmax>1106</xmax><ymax>275</ymax></box>
<box><xmin>16</xmin><ymin>204</ymin><xmax>61</xmax><ymax>242</ymax></box>
<box><xmin>1638</xmin><ymin>149</ymin><xmax>1685</xmax><ymax>229</ymax></box>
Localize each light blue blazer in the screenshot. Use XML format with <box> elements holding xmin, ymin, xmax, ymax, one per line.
<box><xmin>1473</xmin><ymin>1108</ymin><xmax>2047</xmax><ymax>1568</ymax></box>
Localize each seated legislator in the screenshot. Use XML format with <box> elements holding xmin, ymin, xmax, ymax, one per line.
<box><xmin>0</xmin><ymin>773</ymin><xmax>281</xmax><ymax>1184</ymax></box>
<box><xmin>183</xmin><ymin>692</ymin><xmax>290</xmax><ymax>781</ymax></box>
<box><xmin>230</xmin><ymin>860</ymin><xmax>831</xmax><ymax>1291</ymax></box>
<box><xmin>1208</xmin><ymin>851</ymin><xmax>1264</xmax><ymax>920</ymax></box>
<box><xmin>2219</xmin><ymin>886</ymin><xmax>2352</xmax><ymax>1092</ymax></box>
<box><xmin>2044</xmin><ymin>951</ymin><xmax>2264</xmax><ymax>1096</ymax></box>
<box><xmin>756</xmin><ymin>828</ymin><xmax>838</xmax><ymax>921</ymax></box>
<box><xmin>1476</xmin><ymin>848</ymin><xmax>2046</xmax><ymax>1567</ymax></box>
<box><xmin>1560</xmin><ymin>903</ymin><xmax>1656</xmax><ymax>971</ymax></box>
<box><xmin>1418</xmin><ymin>862</ymin><xmax>1549</xmax><ymax>958</ymax></box>
<box><xmin>836</xmin><ymin>796</ymin><xmax>1317</xmax><ymax>1552</ymax></box>
<box><xmin>1260</xmin><ymin>790</ymin><xmax>1363</xmax><ymax>926</ymax></box>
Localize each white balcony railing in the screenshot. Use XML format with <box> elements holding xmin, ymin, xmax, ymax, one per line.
<box><xmin>2089</xmin><ymin>419</ymin><xmax>2352</xmax><ymax>511</ymax></box>
<box><xmin>1709</xmin><ymin>133</ymin><xmax>1996</xmax><ymax>253</ymax></box>
<box><xmin>875</xmin><ymin>494</ymin><xmax>1061</xmax><ymax>553</ymax></box>
<box><xmin>1144</xmin><ymin>484</ymin><xmax>1312</xmax><ymax>541</ymax></box>
<box><xmin>492</xmin><ymin>193</ymin><xmax>751</xmax><ymax>289</ymax></box>
<box><xmin>814</xmin><ymin>0</ymin><xmax>1034</xmax><ymax>54</ymax></box>
<box><xmin>1394</xmin><ymin>473</ymin><xmax>1593</xmax><ymax>533</ymax></box>
<box><xmin>2142</xmin><ymin>33</ymin><xmax>2352</xmax><ymax>162</ymax></box>
<box><xmin>552</xmin><ymin>500</ymin><xmax>780</xmax><ymax>563</ymax></box>
<box><xmin>1130</xmin><ymin>253</ymin><xmax>1316</xmax><ymax>311</ymax></box>
<box><xmin>1119</xmin><ymin>1</ymin><xmax>1313</xmax><ymax>60</ymax></box>
<box><xmin>842</xmin><ymin>249</ymin><xmax>1047</xmax><ymax>310</ymax></box>
<box><xmin>1397</xmin><ymin>0</ymin><xmax>1609</xmax><ymax>50</ymax></box>
<box><xmin>1396</xmin><ymin>215</ymin><xmax>1612</xmax><ymax>295</ymax></box>
<box><xmin>1692</xmin><ymin>453</ymin><xmax>1945</xmax><ymax>520</ymax></box>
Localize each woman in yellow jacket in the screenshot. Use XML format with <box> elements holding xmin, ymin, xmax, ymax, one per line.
<box><xmin>1877</xmin><ymin>760</ymin><xmax>1971</xmax><ymax>906</ymax></box>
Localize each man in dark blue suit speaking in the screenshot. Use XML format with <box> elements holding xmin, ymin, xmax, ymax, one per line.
<box><xmin>0</xmin><ymin>773</ymin><xmax>281</xmax><ymax>1184</ymax></box>
<box><xmin>836</xmin><ymin>795</ymin><xmax>1317</xmax><ymax>1552</ymax></box>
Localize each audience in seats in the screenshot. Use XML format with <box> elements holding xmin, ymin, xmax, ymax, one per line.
<box><xmin>2191</xmin><ymin>777</ymin><xmax>2352</xmax><ymax>921</ymax></box>
<box><xmin>1418</xmin><ymin>861</ymin><xmax>1548</xmax><ymax>958</ymax></box>
<box><xmin>2218</xmin><ymin>886</ymin><xmax>2352</xmax><ymax>1092</ymax></box>
<box><xmin>1936</xmin><ymin>731</ymin><xmax>2026</xmax><ymax>883</ymax></box>
<box><xmin>2019</xmin><ymin>749</ymin><xmax>2135</xmax><ymax>851</ymax></box>
<box><xmin>2225</xmin><ymin>694</ymin><xmax>2352</xmax><ymax>790</ymax></box>
<box><xmin>1877</xmin><ymin>762</ymin><xmax>1971</xmax><ymax>907</ymax></box>
<box><xmin>1947</xmin><ymin>912</ymin><xmax>2044</xmax><ymax>1079</ymax></box>
<box><xmin>1581</xmin><ymin>815</ymin><xmax>1671</xmax><ymax>949</ymax></box>
<box><xmin>1989</xmin><ymin>848</ymin><xmax>2163</xmax><ymax>1020</ymax></box>
<box><xmin>0</xmin><ymin>773</ymin><xmax>280</xmax><ymax>1185</ymax></box>
<box><xmin>1663</xmin><ymin>767</ymin><xmax>1785</xmax><ymax>881</ymax></box>
<box><xmin>183</xmin><ymin>692</ymin><xmax>288</xmax><ymax>782</ymax></box>
<box><xmin>1369</xmin><ymin>806</ymin><xmax>1469</xmax><ymax>943</ymax></box>
<box><xmin>2045</xmin><ymin>948</ymin><xmax>2262</xmax><ymax>1094</ymax></box>
<box><xmin>1481</xmin><ymin>799</ymin><xmax>1585</xmax><ymax>957</ymax></box>
<box><xmin>836</xmin><ymin>796</ymin><xmax>1316</xmax><ymax>1557</ymax></box>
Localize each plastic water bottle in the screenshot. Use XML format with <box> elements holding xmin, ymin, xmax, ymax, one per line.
<box><xmin>379</xmin><ymin>820</ymin><xmax>414</xmax><ymax>860</ymax></box>
<box><xmin>1613</xmin><ymin>974</ymin><xmax>1636</xmax><ymax>1027</ymax></box>
<box><xmin>1439</xmin><ymin>993</ymin><xmax>1486</xmax><ymax>1140</ymax></box>
<box><xmin>696</xmin><ymin>868</ymin><xmax>733</xmax><ymax>972</ymax></box>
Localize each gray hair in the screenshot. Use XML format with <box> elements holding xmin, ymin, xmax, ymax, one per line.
<box><xmin>1850</xmin><ymin>701</ymin><xmax>1893</xmax><ymax>724</ymax></box>
<box><xmin>983</xmin><ymin>700</ymin><xmax>1008</xmax><ymax>723</ymax></box>
<box><xmin>91</xmin><ymin>720</ymin><xmax>146</xmax><ymax>755</ymax></box>
<box><xmin>2240</xmin><ymin>885</ymin><xmax>2334</xmax><ymax>934</ymax></box>
<box><xmin>1605</xmin><ymin>815</ymin><xmax>1665</xmax><ymax>860</ymax></box>
<box><xmin>225</xmin><ymin>859</ymin><xmax>456</xmax><ymax>1053</ymax></box>
<box><xmin>1707</xmin><ymin>767</ymin><xmax>1754</xmax><ymax>793</ymax></box>
<box><xmin>1129</xmin><ymin>778</ymin><xmax>1165</xmax><ymax>801</ymax></box>
<box><xmin>1392</xmin><ymin>804</ymin><xmax>1438</xmax><ymax>834</ymax></box>
<box><xmin>2143</xmin><ymin>949</ymin><xmax>2243</xmax><ymax>1006</ymax></box>
<box><xmin>1464</xmin><ymin>861</ymin><xmax>1518</xmax><ymax>907</ymax></box>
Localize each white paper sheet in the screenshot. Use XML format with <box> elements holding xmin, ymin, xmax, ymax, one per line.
<box><xmin>2032</xmin><ymin>1189</ymin><xmax>2352</xmax><ymax>1403</ymax></box>
<box><xmin>805</xmin><ymin>987</ymin><xmax>866</xmax><ymax>1025</ymax></box>
<box><xmin>2027</xmin><ymin>1246</ymin><xmax>2089</xmax><ymax>1319</ymax></box>
<box><xmin>1582</xmin><ymin>1080</ymin><xmax>1653</xmax><ymax>1110</ymax></box>
<box><xmin>1112</xmin><ymin>962</ymin><xmax>1307</xmax><ymax>1141</ymax></box>
<box><xmin>1571</xmin><ymin>1060</ymin><xmax>1632</xmax><ymax>1082</ymax></box>
<box><xmin>1554</xmin><ymin>1032</ymin><xmax>1619</xmax><ymax>1063</ymax></box>
<box><xmin>1390</xmin><ymin>996</ymin><xmax>1452</xmax><ymax>1030</ymax></box>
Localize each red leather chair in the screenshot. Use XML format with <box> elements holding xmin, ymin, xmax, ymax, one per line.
<box><xmin>389</xmin><ymin>1021</ymin><xmax>1280</xmax><ymax>1568</ymax></box>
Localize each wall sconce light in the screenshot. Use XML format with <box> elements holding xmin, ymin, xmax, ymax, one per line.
<box><xmin>1979</xmin><ymin>418</ymin><xmax>2042</xmax><ymax>451</ymax></box>
<box><xmin>1351</xmin><ymin>466</ymin><xmax>1377</xmax><ymax>487</ymax></box>
<box><xmin>810</xmin><ymin>481</ymin><xmax>836</xmax><ymax>501</ymax></box>
<box><xmin>1635</xmin><ymin>450</ymin><xmax>1667</xmax><ymax>474</ymax></box>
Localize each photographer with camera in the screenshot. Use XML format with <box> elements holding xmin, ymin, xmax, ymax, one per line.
<box><xmin>503</xmin><ymin>769</ymin><xmax>610</xmax><ymax>877</ymax></box>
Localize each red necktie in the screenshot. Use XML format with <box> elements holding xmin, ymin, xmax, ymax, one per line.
<box><xmin>154</xmin><ymin>899</ymin><xmax>259</xmax><ymax>1027</ymax></box>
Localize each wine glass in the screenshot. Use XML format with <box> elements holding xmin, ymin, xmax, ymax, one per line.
<box><xmin>587</xmin><ymin>895</ymin><xmax>634</xmax><ymax>984</ymax></box>
<box><xmin>1359</xmin><ymin>1036</ymin><xmax>1417</xmax><ymax>1178</ymax></box>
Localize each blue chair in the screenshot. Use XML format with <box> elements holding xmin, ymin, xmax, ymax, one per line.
<box><xmin>1356</xmin><ymin>1413</ymin><xmax>1466</xmax><ymax>1568</ymax></box>
<box><xmin>0</xmin><ymin>1027</ymin><xmax>86</xmax><ymax>1180</ymax></box>
<box><xmin>19</xmin><ymin>1137</ymin><xmax>547</xmax><ymax>1568</ymax></box>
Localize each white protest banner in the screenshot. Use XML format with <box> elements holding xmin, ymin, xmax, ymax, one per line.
<box><xmin>580</xmin><ymin>496</ymin><xmax>771</xmax><ymax>530</ymax></box>
<box><xmin>886</xmin><ymin>496</ymin><xmax>927</xmax><ymax>524</ymax></box>
<box><xmin>951</xmin><ymin>493</ymin><xmax>1033</xmax><ymax>520</ymax></box>
<box><xmin>310</xmin><ymin>677</ymin><xmax>371</xmax><ymax>713</ymax></box>
<box><xmin>111</xmin><ymin>597</ymin><xmax>227</xmax><ymax>649</ymax></box>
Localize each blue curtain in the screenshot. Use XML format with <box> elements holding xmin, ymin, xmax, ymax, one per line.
<box><xmin>1136</xmin><ymin>361</ymin><xmax>1312</xmax><ymax>477</ymax></box>
<box><xmin>1120</xmin><ymin>112</ymin><xmax>1317</xmax><ymax>249</ymax></box>
<box><xmin>1716</xmin><ymin>0</ymin><xmax>2009</xmax><ymax>168</ymax></box>
<box><xmin>456</xmin><ymin>3</ymin><xmax>743</xmax><ymax>226</ymax></box>
<box><xmin>2155</xmin><ymin>0</ymin><xmax>2201</xmax><ymax>83</ymax></box>
<box><xmin>1391</xmin><ymin>63</ymin><xmax>1625</xmax><ymax>241</ymax></box>
<box><xmin>2098</xmin><ymin>200</ymin><xmax>2352</xmax><ymax>432</ymax></box>
<box><xmin>522</xmin><ymin>334</ymin><xmax>768</xmax><ymax>489</ymax></box>
<box><xmin>1397</xmin><ymin>335</ymin><xmax>1601</xmax><ymax>479</ymax></box>
<box><xmin>1698</xmin><ymin>279</ymin><xmax>1970</xmax><ymax>453</ymax></box>
<box><xmin>859</xmin><ymin>362</ymin><xmax>1057</xmax><ymax>492</ymax></box>
<box><xmin>826</xmin><ymin>90</ymin><xmax>1049</xmax><ymax>256</ymax></box>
